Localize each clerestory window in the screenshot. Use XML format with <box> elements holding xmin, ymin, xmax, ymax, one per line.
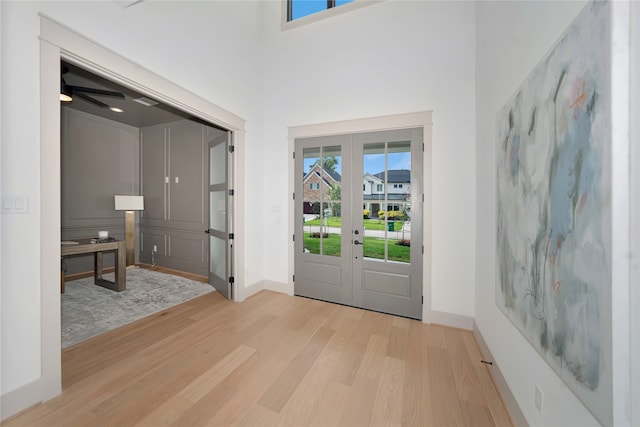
<box><xmin>288</xmin><ymin>0</ymin><xmax>355</xmax><ymax>22</ymax></box>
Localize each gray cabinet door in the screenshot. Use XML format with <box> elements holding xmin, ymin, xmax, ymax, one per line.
<box><xmin>295</xmin><ymin>128</ymin><xmax>423</xmax><ymax>319</ymax></box>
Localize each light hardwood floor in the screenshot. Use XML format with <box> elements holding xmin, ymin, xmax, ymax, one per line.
<box><xmin>5</xmin><ymin>290</ymin><xmax>513</xmax><ymax>426</ymax></box>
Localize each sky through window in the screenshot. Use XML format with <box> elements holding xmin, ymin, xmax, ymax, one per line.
<box><xmin>289</xmin><ymin>0</ymin><xmax>355</xmax><ymax>21</ymax></box>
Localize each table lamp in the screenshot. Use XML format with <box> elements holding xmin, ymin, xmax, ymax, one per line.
<box><xmin>114</xmin><ymin>195</ymin><xmax>144</xmax><ymax>266</ymax></box>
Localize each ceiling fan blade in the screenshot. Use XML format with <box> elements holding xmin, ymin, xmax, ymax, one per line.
<box><xmin>73</xmin><ymin>91</ymin><xmax>110</xmax><ymax>108</ymax></box>
<box><xmin>69</xmin><ymin>85</ymin><xmax>125</xmax><ymax>98</ymax></box>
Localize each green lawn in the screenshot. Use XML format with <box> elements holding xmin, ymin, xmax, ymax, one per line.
<box><xmin>303</xmin><ymin>233</ymin><xmax>410</xmax><ymax>263</ymax></box>
<box><xmin>304</xmin><ymin>217</ymin><xmax>404</xmax><ymax>231</ymax></box>
<box><xmin>304</xmin><ymin>218</ymin><xmax>342</xmax><ymax>228</ymax></box>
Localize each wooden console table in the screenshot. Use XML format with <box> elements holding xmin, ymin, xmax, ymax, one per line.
<box><xmin>61</xmin><ymin>239</ymin><xmax>126</xmax><ymax>292</ymax></box>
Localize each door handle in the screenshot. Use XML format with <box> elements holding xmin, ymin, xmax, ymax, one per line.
<box><xmin>354</xmin><ymin>240</ymin><xmax>363</xmax><ymax>245</ymax></box>
<box><xmin>204</xmin><ymin>229</ymin><xmax>210</xmax><ymax>234</ymax></box>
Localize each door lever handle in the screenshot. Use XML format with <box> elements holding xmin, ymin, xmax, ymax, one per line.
<box><xmin>204</xmin><ymin>229</ymin><xmax>210</xmax><ymax>234</ymax></box>
<box><xmin>354</xmin><ymin>240</ymin><xmax>363</xmax><ymax>245</ymax></box>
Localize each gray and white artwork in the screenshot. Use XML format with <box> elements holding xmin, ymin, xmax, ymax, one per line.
<box><xmin>495</xmin><ymin>2</ymin><xmax>612</xmax><ymax>425</ymax></box>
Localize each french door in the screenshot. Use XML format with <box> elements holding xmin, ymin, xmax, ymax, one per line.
<box><xmin>294</xmin><ymin>128</ymin><xmax>423</xmax><ymax>319</ymax></box>
<box><xmin>207</xmin><ymin>131</ymin><xmax>233</xmax><ymax>299</ymax></box>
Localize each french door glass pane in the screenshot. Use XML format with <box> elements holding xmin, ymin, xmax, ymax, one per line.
<box><xmin>209</xmin><ymin>143</ymin><xmax>226</xmax><ymax>185</ymax></box>
<box><xmin>322</xmin><ymin>145</ymin><xmax>342</xmax><ymax>203</ymax></box>
<box><xmin>209</xmin><ymin>191</ymin><xmax>226</xmax><ymax>232</ymax></box>
<box><xmin>302</xmin><ymin>146</ymin><xmax>341</xmax><ymax>257</ymax></box>
<box><xmin>363</xmin><ymin>141</ymin><xmax>411</xmax><ymax>264</ymax></box>
<box><xmin>388</xmin><ymin>140</ymin><xmax>411</xmax><ymax>263</ymax></box>
<box><xmin>210</xmin><ymin>235</ymin><xmax>226</xmax><ymax>279</ymax></box>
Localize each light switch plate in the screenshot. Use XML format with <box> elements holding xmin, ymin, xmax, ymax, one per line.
<box><xmin>1</xmin><ymin>195</ymin><xmax>28</xmax><ymax>213</ymax></box>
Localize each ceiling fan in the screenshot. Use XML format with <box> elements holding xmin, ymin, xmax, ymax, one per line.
<box><xmin>60</xmin><ymin>65</ymin><xmax>125</xmax><ymax>108</ymax></box>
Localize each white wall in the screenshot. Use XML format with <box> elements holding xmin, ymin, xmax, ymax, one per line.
<box><xmin>0</xmin><ymin>0</ymin><xmax>266</xmax><ymax>411</ymax></box>
<box><xmin>475</xmin><ymin>1</ymin><xmax>633</xmax><ymax>426</ymax></box>
<box><xmin>261</xmin><ymin>0</ymin><xmax>478</xmax><ymax>319</ymax></box>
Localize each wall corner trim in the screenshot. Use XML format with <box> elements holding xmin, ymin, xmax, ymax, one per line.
<box><xmin>473</xmin><ymin>322</ymin><xmax>528</xmax><ymax>427</ymax></box>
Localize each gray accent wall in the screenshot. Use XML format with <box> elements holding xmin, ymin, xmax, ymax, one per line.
<box><xmin>61</xmin><ymin>108</ymin><xmax>141</xmax><ymax>274</ymax></box>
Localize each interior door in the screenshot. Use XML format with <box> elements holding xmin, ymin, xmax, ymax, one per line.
<box><xmin>207</xmin><ymin>131</ymin><xmax>233</xmax><ymax>299</ymax></box>
<box><xmin>294</xmin><ymin>128</ymin><xmax>423</xmax><ymax>319</ymax></box>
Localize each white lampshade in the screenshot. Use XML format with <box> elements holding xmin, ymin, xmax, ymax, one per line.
<box><xmin>114</xmin><ymin>195</ymin><xmax>144</xmax><ymax>211</ymax></box>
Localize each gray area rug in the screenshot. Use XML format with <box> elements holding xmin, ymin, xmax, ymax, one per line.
<box><xmin>62</xmin><ymin>268</ymin><xmax>213</xmax><ymax>348</ymax></box>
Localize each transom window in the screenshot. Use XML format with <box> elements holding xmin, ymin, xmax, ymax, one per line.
<box><xmin>288</xmin><ymin>0</ymin><xmax>355</xmax><ymax>21</ymax></box>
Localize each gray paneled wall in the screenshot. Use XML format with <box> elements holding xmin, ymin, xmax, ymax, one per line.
<box><xmin>139</xmin><ymin>120</ymin><xmax>225</xmax><ymax>276</ymax></box>
<box><xmin>61</xmin><ymin>111</ymin><xmax>224</xmax><ymax>277</ymax></box>
<box><xmin>61</xmin><ymin>108</ymin><xmax>140</xmax><ymax>274</ymax></box>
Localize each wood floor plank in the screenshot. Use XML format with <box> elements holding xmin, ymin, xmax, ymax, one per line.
<box><xmin>370</xmin><ymin>356</ymin><xmax>406</xmax><ymax>426</ymax></box>
<box><xmin>308</xmin><ymin>380</ymin><xmax>350</xmax><ymax>427</ymax></box>
<box><xmin>427</xmin><ymin>322</ymin><xmax>448</xmax><ymax>349</ymax></box>
<box><xmin>3</xmin><ymin>291</ymin><xmax>513</xmax><ymax>427</ymax></box>
<box><xmin>238</xmin><ymin>404</ymin><xmax>280</xmax><ymax>427</ymax></box>
<box><xmin>429</xmin><ymin>345</ymin><xmax>467</xmax><ymax>427</ymax></box>
<box><xmin>386</xmin><ymin>324</ymin><xmax>410</xmax><ymax>360</ymax></box>
<box><xmin>368</xmin><ymin>310</ymin><xmax>394</xmax><ymax>337</ymax></box>
<box><xmin>462</xmin><ymin>333</ymin><xmax>514</xmax><ymax>426</ymax></box>
<box><xmin>402</xmin><ymin>319</ymin><xmax>433</xmax><ymax>426</ymax></box>
<box><xmin>330</xmin><ymin>309</ymin><xmax>379</xmax><ymax>386</ymax></box>
<box><xmin>459</xmin><ymin>399</ymin><xmax>498</xmax><ymax>427</ymax></box>
<box><xmin>178</xmin><ymin>344</ymin><xmax>255</xmax><ymax>403</ymax></box>
<box><xmin>445</xmin><ymin>327</ymin><xmax>488</xmax><ymax>406</ymax></box>
<box><xmin>356</xmin><ymin>332</ymin><xmax>390</xmax><ymax>380</ymax></box>
<box><xmin>337</xmin><ymin>374</ymin><xmax>379</xmax><ymax>427</ymax></box>
<box><xmin>170</xmin><ymin>383</ymin><xmax>238</xmax><ymax>427</ymax></box>
<box><xmin>277</xmin><ymin>349</ymin><xmax>334</xmax><ymax>425</ymax></box>
<box><xmin>207</xmin><ymin>355</ymin><xmax>289</xmax><ymax>426</ymax></box>
<box><xmin>256</xmin><ymin>326</ymin><xmax>335</xmax><ymax>413</ymax></box>
<box><xmin>135</xmin><ymin>394</ymin><xmax>193</xmax><ymax>427</ymax></box>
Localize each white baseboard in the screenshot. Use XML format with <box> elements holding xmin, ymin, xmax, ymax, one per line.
<box><xmin>261</xmin><ymin>280</ymin><xmax>293</xmax><ymax>295</ymax></box>
<box><xmin>1</xmin><ymin>378</ymin><xmax>43</xmax><ymax>421</ymax></box>
<box><xmin>237</xmin><ymin>280</ymin><xmax>292</xmax><ymax>302</ymax></box>
<box><xmin>427</xmin><ymin>309</ymin><xmax>474</xmax><ymax>330</ymax></box>
<box><xmin>236</xmin><ymin>281</ymin><xmax>264</xmax><ymax>302</ymax></box>
<box><xmin>473</xmin><ymin>322</ymin><xmax>528</xmax><ymax>427</ymax></box>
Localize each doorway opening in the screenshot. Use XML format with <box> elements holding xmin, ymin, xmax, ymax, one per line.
<box><xmin>39</xmin><ymin>15</ymin><xmax>246</xmax><ymax>405</ymax></box>
<box><xmin>59</xmin><ymin>60</ymin><xmax>235</xmax><ymax>347</ymax></box>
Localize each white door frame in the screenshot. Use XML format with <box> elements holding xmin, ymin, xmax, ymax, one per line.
<box><xmin>33</xmin><ymin>14</ymin><xmax>246</xmax><ymax>411</ymax></box>
<box><xmin>287</xmin><ymin>111</ymin><xmax>433</xmax><ymax>322</ymax></box>
<box><xmin>628</xmin><ymin>2</ymin><xmax>640</xmax><ymax>424</ymax></box>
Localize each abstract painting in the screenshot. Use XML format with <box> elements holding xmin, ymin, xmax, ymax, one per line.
<box><xmin>495</xmin><ymin>2</ymin><xmax>612</xmax><ymax>424</ymax></box>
